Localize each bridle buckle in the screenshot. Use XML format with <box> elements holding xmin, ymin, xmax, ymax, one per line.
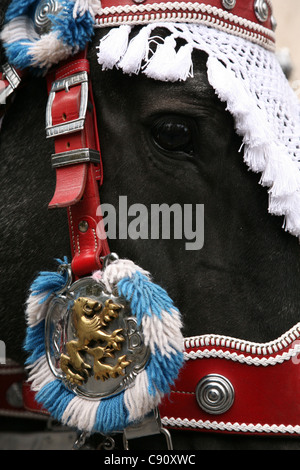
<box><xmin>46</xmin><ymin>71</ymin><xmax>89</xmax><ymax>138</ymax></box>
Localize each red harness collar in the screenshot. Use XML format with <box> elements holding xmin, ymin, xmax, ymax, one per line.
<box><xmin>1</xmin><ymin>52</ymin><xmax>300</xmax><ymax>440</ymax></box>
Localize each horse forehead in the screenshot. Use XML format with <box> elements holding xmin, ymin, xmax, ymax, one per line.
<box><xmin>90</xmin><ymin>50</ymin><xmax>216</xmax><ymax>111</ymax></box>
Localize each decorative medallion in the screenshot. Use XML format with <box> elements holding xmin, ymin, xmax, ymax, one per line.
<box><xmin>221</xmin><ymin>0</ymin><xmax>236</xmax><ymax>10</ymax></box>
<box><xmin>196</xmin><ymin>374</ymin><xmax>235</xmax><ymax>415</ymax></box>
<box><xmin>45</xmin><ymin>276</ymin><xmax>149</xmax><ymax>399</ymax></box>
<box><xmin>23</xmin><ymin>257</ymin><xmax>183</xmax><ymax>434</ymax></box>
<box><xmin>34</xmin><ymin>0</ymin><xmax>62</xmax><ymax>35</ymax></box>
<box><xmin>254</xmin><ymin>0</ymin><xmax>269</xmax><ymax>23</ymax></box>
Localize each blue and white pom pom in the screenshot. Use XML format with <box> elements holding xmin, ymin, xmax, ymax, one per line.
<box><xmin>1</xmin><ymin>0</ymin><xmax>98</xmax><ymax>72</ymax></box>
<box><xmin>24</xmin><ymin>257</ymin><xmax>184</xmax><ymax>434</ymax></box>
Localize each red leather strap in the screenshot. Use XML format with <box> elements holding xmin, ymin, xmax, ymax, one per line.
<box><xmin>22</xmin><ymin>381</ymin><xmax>49</xmax><ymax>416</ymax></box>
<box><xmin>46</xmin><ymin>50</ymin><xmax>110</xmax><ymax>277</ymax></box>
<box><xmin>159</xmin><ymin>335</ymin><xmax>300</xmax><ymax>436</ymax></box>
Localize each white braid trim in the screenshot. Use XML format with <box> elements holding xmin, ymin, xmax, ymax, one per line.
<box><xmin>184</xmin><ymin>322</ymin><xmax>300</xmax><ymax>367</ymax></box>
<box><xmin>95</xmin><ymin>2</ymin><xmax>275</xmax><ymax>50</ymax></box>
<box><xmin>184</xmin><ymin>344</ymin><xmax>300</xmax><ymax>367</ymax></box>
<box><xmin>185</xmin><ymin>322</ymin><xmax>300</xmax><ymax>354</ymax></box>
<box><xmin>161</xmin><ymin>416</ymin><xmax>300</xmax><ymax>435</ymax></box>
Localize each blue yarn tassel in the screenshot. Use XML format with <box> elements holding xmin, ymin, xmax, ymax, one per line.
<box><xmin>95</xmin><ymin>392</ymin><xmax>130</xmax><ymax>434</ymax></box>
<box><xmin>35</xmin><ymin>380</ymin><xmax>74</xmax><ymax>421</ymax></box>
<box><xmin>24</xmin><ymin>320</ymin><xmax>46</xmax><ymax>365</ymax></box>
<box><xmin>118</xmin><ymin>271</ymin><xmax>176</xmax><ymax>324</ymax></box>
<box><xmin>30</xmin><ymin>257</ymin><xmax>69</xmax><ymax>303</ymax></box>
<box><xmin>50</xmin><ymin>1</ymin><xmax>94</xmax><ymax>50</ymax></box>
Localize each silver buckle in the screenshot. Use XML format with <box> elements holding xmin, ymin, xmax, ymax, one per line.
<box><xmin>0</xmin><ymin>63</ymin><xmax>21</xmax><ymax>105</ymax></box>
<box><xmin>51</xmin><ymin>148</ymin><xmax>100</xmax><ymax>168</ymax></box>
<box><xmin>46</xmin><ymin>71</ymin><xmax>89</xmax><ymax>138</ymax></box>
<box><xmin>123</xmin><ymin>408</ymin><xmax>173</xmax><ymax>450</ymax></box>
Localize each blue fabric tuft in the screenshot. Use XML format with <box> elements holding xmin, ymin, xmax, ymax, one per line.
<box><xmin>5</xmin><ymin>0</ymin><xmax>38</xmax><ymax>22</ymax></box>
<box><xmin>146</xmin><ymin>346</ymin><xmax>184</xmax><ymax>396</ymax></box>
<box><xmin>50</xmin><ymin>2</ymin><xmax>94</xmax><ymax>50</ymax></box>
<box><xmin>94</xmin><ymin>392</ymin><xmax>130</xmax><ymax>434</ymax></box>
<box><xmin>36</xmin><ymin>380</ymin><xmax>74</xmax><ymax>422</ymax></box>
<box><xmin>30</xmin><ymin>257</ymin><xmax>69</xmax><ymax>302</ymax></box>
<box><xmin>117</xmin><ymin>271</ymin><xmax>176</xmax><ymax>325</ymax></box>
<box><xmin>24</xmin><ymin>320</ymin><xmax>46</xmax><ymax>364</ymax></box>
<box><xmin>4</xmin><ymin>42</ymin><xmax>34</xmax><ymax>70</ymax></box>
<box><xmin>3</xmin><ymin>0</ymin><xmax>94</xmax><ymax>71</ymax></box>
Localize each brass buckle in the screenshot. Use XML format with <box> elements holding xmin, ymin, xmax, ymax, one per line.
<box><xmin>46</xmin><ymin>71</ymin><xmax>89</xmax><ymax>138</ymax></box>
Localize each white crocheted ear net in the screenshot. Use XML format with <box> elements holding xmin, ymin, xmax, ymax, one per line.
<box><xmin>96</xmin><ymin>22</ymin><xmax>300</xmax><ymax>240</ymax></box>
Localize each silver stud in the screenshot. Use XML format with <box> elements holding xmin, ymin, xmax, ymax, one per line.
<box><xmin>78</xmin><ymin>220</ymin><xmax>89</xmax><ymax>233</ymax></box>
<box><xmin>196</xmin><ymin>374</ymin><xmax>235</xmax><ymax>415</ymax></box>
<box><xmin>271</xmin><ymin>15</ymin><xmax>277</xmax><ymax>32</ymax></box>
<box><xmin>221</xmin><ymin>0</ymin><xmax>236</xmax><ymax>10</ymax></box>
<box><xmin>254</xmin><ymin>0</ymin><xmax>269</xmax><ymax>23</ymax></box>
<box><xmin>34</xmin><ymin>0</ymin><xmax>62</xmax><ymax>35</ymax></box>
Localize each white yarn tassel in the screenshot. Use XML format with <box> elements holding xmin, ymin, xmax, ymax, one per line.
<box><xmin>260</xmin><ymin>144</ymin><xmax>300</xmax><ymax>197</ymax></box>
<box><xmin>243</xmin><ymin>145</ymin><xmax>267</xmax><ymax>173</ymax></box>
<box><xmin>144</xmin><ymin>36</ymin><xmax>178</xmax><ymax>81</ymax></box>
<box><xmin>97</xmin><ymin>25</ymin><xmax>132</xmax><ymax>70</ymax></box>
<box><xmin>170</xmin><ymin>43</ymin><xmax>194</xmax><ymax>81</ymax></box>
<box><xmin>118</xmin><ymin>26</ymin><xmax>152</xmax><ymax>75</ymax></box>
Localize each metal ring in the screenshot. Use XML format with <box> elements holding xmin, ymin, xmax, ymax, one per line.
<box><xmin>254</xmin><ymin>0</ymin><xmax>269</xmax><ymax>23</ymax></box>
<box><xmin>56</xmin><ymin>263</ymin><xmax>73</xmax><ymax>295</ymax></box>
<box><xmin>196</xmin><ymin>374</ymin><xmax>235</xmax><ymax>415</ymax></box>
<box><xmin>34</xmin><ymin>0</ymin><xmax>62</xmax><ymax>35</ymax></box>
<box><xmin>101</xmin><ymin>253</ymin><xmax>119</xmax><ymax>270</ymax></box>
<box><xmin>221</xmin><ymin>0</ymin><xmax>236</xmax><ymax>10</ymax></box>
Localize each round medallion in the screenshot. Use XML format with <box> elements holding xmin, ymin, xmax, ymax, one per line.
<box><xmin>221</xmin><ymin>0</ymin><xmax>236</xmax><ymax>10</ymax></box>
<box><xmin>45</xmin><ymin>277</ymin><xmax>150</xmax><ymax>399</ymax></box>
<box><xmin>196</xmin><ymin>374</ymin><xmax>235</xmax><ymax>415</ymax></box>
<box><xmin>34</xmin><ymin>0</ymin><xmax>62</xmax><ymax>35</ymax></box>
<box><xmin>254</xmin><ymin>0</ymin><xmax>269</xmax><ymax>23</ymax></box>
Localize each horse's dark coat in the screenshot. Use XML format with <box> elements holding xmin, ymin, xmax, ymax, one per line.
<box><xmin>1</xmin><ymin>15</ymin><xmax>300</xmax><ymax>448</ymax></box>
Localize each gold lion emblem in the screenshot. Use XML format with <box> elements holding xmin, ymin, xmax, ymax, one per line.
<box><xmin>60</xmin><ymin>297</ymin><xmax>131</xmax><ymax>386</ymax></box>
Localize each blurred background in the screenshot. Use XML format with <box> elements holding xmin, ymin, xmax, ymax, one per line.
<box><xmin>273</xmin><ymin>0</ymin><xmax>300</xmax><ymax>95</ymax></box>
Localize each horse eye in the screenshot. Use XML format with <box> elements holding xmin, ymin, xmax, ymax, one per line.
<box><xmin>151</xmin><ymin>117</ymin><xmax>194</xmax><ymax>155</ymax></box>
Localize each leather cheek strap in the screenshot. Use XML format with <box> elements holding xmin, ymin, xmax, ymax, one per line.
<box><xmin>46</xmin><ymin>51</ymin><xmax>110</xmax><ymax>278</ymax></box>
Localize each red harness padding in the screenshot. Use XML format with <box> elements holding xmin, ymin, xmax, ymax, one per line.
<box><xmin>159</xmin><ymin>331</ymin><xmax>300</xmax><ymax>437</ymax></box>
